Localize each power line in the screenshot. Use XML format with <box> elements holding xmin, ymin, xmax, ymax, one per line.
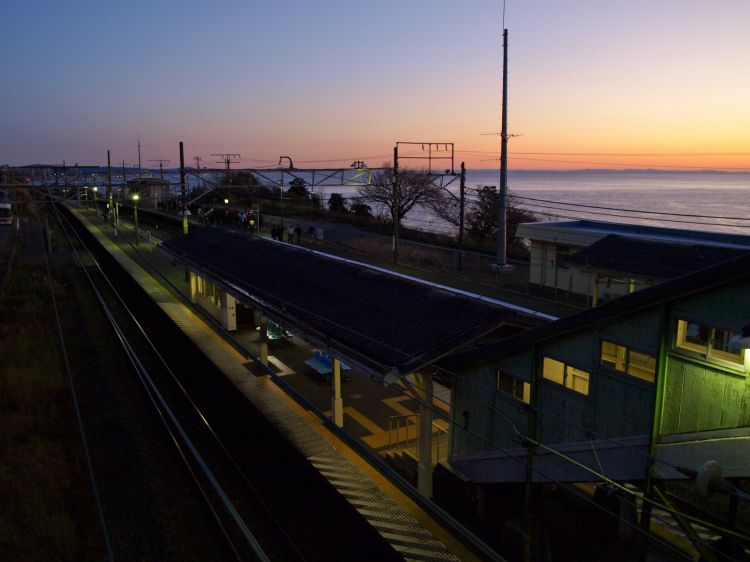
<box><xmin>512</xmin><ymin>194</ymin><xmax>750</xmax><ymax>222</ymax></box>
<box><xmin>513</xmin><ymin>201</ymin><xmax>750</xmax><ymax>229</ymax></box>
<box><xmin>480</xmin><ymin>156</ymin><xmax>750</xmax><ymax>171</ymax></box>
<box><xmin>457</xmin><ymin>149</ymin><xmax>750</xmax><ymax>157</ymax></box>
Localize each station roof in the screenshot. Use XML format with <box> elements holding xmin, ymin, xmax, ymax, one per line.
<box><xmin>162</xmin><ymin>227</ymin><xmax>546</xmax><ymax>376</ymax></box>
<box><xmin>565</xmin><ymin>234</ymin><xmax>748</xmax><ymax>281</ymax></box>
<box><xmin>516</xmin><ymin>219</ymin><xmax>750</xmax><ymax>250</ymax></box>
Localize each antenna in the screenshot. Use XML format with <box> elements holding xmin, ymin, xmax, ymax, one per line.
<box><xmin>211</xmin><ymin>153</ymin><xmax>241</xmax><ymax>185</ymax></box>
<box><xmin>149</xmin><ymin>159</ymin><xmax>171</xmax><ymax>180</ymax></box>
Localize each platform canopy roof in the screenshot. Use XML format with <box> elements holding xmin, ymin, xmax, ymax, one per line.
<box><xmin>565</xmin><ymin>234</ymin><xmax>748</xmax><ymax>281</ymax></box>
<box><xmin>162</xmin><ymin>227</ymin><xmax>546</xmax><ymax>376</ymax></box>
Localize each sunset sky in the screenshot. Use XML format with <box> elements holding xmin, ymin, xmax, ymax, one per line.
<box><xmin>2</xmin><ymin>0</ymin><xmax>749</xmax><ymax>170</ymax></box>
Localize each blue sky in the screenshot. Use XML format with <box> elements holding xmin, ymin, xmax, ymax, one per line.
<box><xmin>2</xmin><ymin>1</ymin><xmax>749</xmax><ymax>170</ymax></box>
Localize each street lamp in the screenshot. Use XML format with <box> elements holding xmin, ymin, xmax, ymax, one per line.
<box><xmin>92</xmin><ymin>186</ymin><xmax>98</xmax><ymax>214</ymax></box>
<box><xmin>132</xmin><ymin>193</ymin><xmax>140</xmax><ymax>245</ymax></box>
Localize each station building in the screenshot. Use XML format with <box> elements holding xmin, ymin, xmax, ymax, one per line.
<box><xmin>517</xmin><ymin>220</ymin><xmax>750</xmax><ymax>306</ymax></box>
<box><xmin>443</xmin><ymin>251</ymin><xmax>750</xmax><ymax>487</ymax></box>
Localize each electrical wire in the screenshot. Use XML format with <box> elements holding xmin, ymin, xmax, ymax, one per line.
<box><xmin>457</xmin><ymin>149</ymin><xmax>750</xmax><ymax>157</ymax></box>
<box><xmin>512</xmin><ymin>195</ymin><xmax>750</xmax><ymax>222</ymax></box>
<box><xmin>480</xmin><ymin>156</ymin><xmax>750</xmax><ymax>171</ymax></box>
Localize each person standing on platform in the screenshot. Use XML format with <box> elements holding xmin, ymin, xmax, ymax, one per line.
<box><xmin>287</xmin><ymin>225</ymin><xmax>295</xmax><ymax>243</ymax></box>
<box><xmin>295</xmin><ymin>224</ymin><xmax>302</xmax><ymax>244</ymax></box>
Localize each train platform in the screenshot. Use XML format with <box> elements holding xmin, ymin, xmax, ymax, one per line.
<box><xmin>71</xmin><ymin>206</ymin><xmax>487</xmax><ymax>562</ymax></box>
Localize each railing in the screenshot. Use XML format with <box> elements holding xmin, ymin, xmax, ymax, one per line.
<box><xmin>387</xmin><ymin>414</ymin><xmax>450</xmax><ymax>463</ymax></box>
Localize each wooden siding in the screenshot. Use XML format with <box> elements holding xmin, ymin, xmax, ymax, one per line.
<box><xmin>661</xmin><ymin>355</ymin><xmax>750</xmax><ymax>435</ymax></box>
<box><xmin>598</xmin><ymin>310</ymin><xmax>661</xmax><ymax>355</ymax></box>
<box><xmin>496</xmin><ymin>351</ymin><xmax>533</xmax><ymax>382</ymax></box>
<box><xmin>542</xmin><ymin>332</ymin><xmax>597</xmax><ymax>369</ymax></box>
<box><xmin>538</xmin><ymin>382</ymin><xmax>592</xmax><ymax>444</ymax></box>
<box><xmin>672</xmin><ymin>282</ymin><xmax>750</xmax><ymax>331</ymax></box>
<box><xmin>591</xmin><ymin>370</ymin><xmax>654</xmax><ymax>438</ymax></box>
<box><xmin>451</xmin><ymin>364</ymin><xmax>530</xmax><ymax>456</ymax></box>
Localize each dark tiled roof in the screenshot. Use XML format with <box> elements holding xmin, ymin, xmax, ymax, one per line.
<box><xmin>162</xmin><ymin>227</ymin><xmax>536</xmax><ymax>374</ymax></box>
<box><xmin>565</xmin><ymin>234</ymin><xmax>748</xmax><ymax>280</ymax></box>
<box><xmin>444</xmin><ymin>250</ymin><xmax>750</xmax><ymax>368</ymax></box>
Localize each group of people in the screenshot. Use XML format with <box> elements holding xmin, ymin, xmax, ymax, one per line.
<box><xmin>271</xmin><ymin>223</ymin><xmax>302</xmax><ymax>244</ymax></box>
<box><xmin>196</xmin><ymin>205</ymin><xmax>259</xmax><ymax>234</ymax></box>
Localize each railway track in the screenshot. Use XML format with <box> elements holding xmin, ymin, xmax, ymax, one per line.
<box><xmin>49</xmin><ymin>200</ymin><xmax>402</xmax><ymax>561</ymax></box>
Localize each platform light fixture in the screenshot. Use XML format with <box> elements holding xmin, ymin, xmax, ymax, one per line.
<box><xmin>132</xmin><ymin>193</ymin><xmax>140</xmax><ymax>245</ymax></box>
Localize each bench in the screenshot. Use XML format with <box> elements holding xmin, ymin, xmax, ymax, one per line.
<box><xmin>304</xmin><ymin>351</ymin><xmax>351</xmax><ymax>383</ymax></box>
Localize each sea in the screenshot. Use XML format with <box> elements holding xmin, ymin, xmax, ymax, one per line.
<box><xmin>461</xmin><ymin>169</ymin><xmax>750</xmax><ymax>236</ymax></box>
<box><xmin>399</xmin><ymin>169</ymin><xmax>750</xmax><ymax>237</ymax></box>
<box><xmin>152</xmin><ymin>168</ymin><xmax>750</xmax><ymax>238</ymax></box>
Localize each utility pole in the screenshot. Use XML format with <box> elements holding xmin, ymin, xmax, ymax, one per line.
<box><xmin>149</xmin><ymin>159</ymin><xmax>170</xmax><ymax>180</ymax></box>
<box><xmin>180</xmin><ymin>142</ymin><xmax>188</xmax><ymax>235</ymax></box>
<box><xmin>122</xmin><ymin>160</ymin><xmax>127</xmax><ymax>181</ymax></box>
<box><xmin>194</xmin><ymin>156</ymin><xmax>202</xmax><ymax>172</ymax></box>
<box><xmin>495</xmin><ymin>28</ymin><xmax>513</xmax><ymax>271</ymax></box>
<box><xmin>107</xmin><ymin>150</ymin><xmax>113</xmax><ymax>225</ymax></box>
<box><xmin>137</xmin><ymin>136</ymin><xmax>142</xmax><ymax>178</ymax></box>
<box><xmin>211</xmin><ymin>153</ymin><xmax>241</xmax><ymax>186</ymax></box>
<box><xmin>458</xmin><ymin>161</ymin><xmax>466</xmax><ymax>270</ymax></box>
<box><xmin>392</xmin><ymin>145</ymin><xmax>399</xmax><ymax>264</ymax></box>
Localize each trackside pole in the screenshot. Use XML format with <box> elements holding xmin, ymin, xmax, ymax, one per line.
<box><xmin>331</xmin><ymin>358</ymin><xmax>344</xmax><ymax>427</ymax></box>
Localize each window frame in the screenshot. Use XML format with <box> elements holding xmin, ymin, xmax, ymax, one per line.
<box><xmin>196</xmin><ymin>275</ymin><xmax>223</xmax><ymax>309</ymax></box>
<box><xmin>599</xmin><ymin>339</ymin><xmax>656</xmax><ymax>384</ymax></box>
<box><xmin>673</xmin><ymin>318</ymin><xmax>746</xmax><ymax>372</ymax></box>
<box><xmin>495</xmin><ymin>368</ymin><xmax>531</xmax><ymax>404</ymax></box>
<box><xmin>542</xmin><ymin>356</ymin><xmax>590</xmax><ymax>396</ymax></box>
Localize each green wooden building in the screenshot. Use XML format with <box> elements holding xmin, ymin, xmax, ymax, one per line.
<box><xmin>443</xmin><ymin>252</ymin><xmax>750</xmax><ymax>484</ymax></box>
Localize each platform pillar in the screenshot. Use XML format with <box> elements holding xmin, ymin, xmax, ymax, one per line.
<box><xmin>189</xmin><ymin>272</ymin><xmax>198</xmax><ymax>304</ymax></box>
<box><xmin>222</xmin><ymin>292</ymin><xmax>237</xmax><ymax>332</ymax></box>
<box><xmin>331</xmin><ymin>358</ymin><xmax>344</xmax><ymax>427</ymax></box>
<box><xmin>415</xmin><ymin>370</ymin><xmax>434</xmax><ymax>498</ymax></box>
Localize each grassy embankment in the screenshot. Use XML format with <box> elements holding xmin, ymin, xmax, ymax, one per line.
<box><xmin>0</xmin><ymin>198</ymin><xmax>97</xmax><ymax>560</ymax></box>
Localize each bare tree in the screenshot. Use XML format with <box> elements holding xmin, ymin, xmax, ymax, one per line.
<box><xmin>356</xmin><ymin>165</ymin><xmax>441</xmax><ymax>226</ymax></box>
<box><xmin>357</xmin><ymin>165</ymin><xmax>443</xmax><ymax>262</ymax></box>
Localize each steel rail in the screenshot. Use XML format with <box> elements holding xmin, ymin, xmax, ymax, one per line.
<box><xmin>50</xmin><ymin>201</ymin><xmax>272</xmax><ymax>562</ymax></box>
<box><xmin>58</xmin><ymin>203</ymin><xmax>304</xmax><ymax>559</ymax></box>
<box><xmin>38</xmin><ymin>201</ymin><xmax>114</xmax><ymax>562</ymax></box>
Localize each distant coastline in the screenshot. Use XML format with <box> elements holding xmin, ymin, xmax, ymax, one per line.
<box><xmin>501</xmin><ymin>168</ymin><xmax>747</xmax><ymax>175</ymax></box>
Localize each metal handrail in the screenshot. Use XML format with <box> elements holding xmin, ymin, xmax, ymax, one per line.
<box><xmin>388</xmin><ymin>414</ymin><xmax>450</xmax><ymax>463</ymax></box>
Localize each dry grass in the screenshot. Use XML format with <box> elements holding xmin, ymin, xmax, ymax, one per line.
<box><xmin>0</xmin><ymin>248</ymin><xmax>88</xmax><ymax>560</ymax></box>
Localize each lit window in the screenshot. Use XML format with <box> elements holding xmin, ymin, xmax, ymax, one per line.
<box><xmin>543</xmin><ymin>357</ymin><xmax>590</xmax><ymax>395</ymax></box>
<box><xmin>675</xmin><ymin>319</ymin><xmax>743</xmax><ymax>367</ymax></box>
<box><xmin>600</xmin><ymin>340</ymin><xmax>656</xmax><ymax>383</ymax></box>
<box><xmin>196</xmin><ymin>276</ymin><xmax>222</xmax><ymax>308</ymax></box>
<box><xmin>496</xmin><ymin>370</ymin><xmax>530</xmax><ymax>404</ymax></box>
